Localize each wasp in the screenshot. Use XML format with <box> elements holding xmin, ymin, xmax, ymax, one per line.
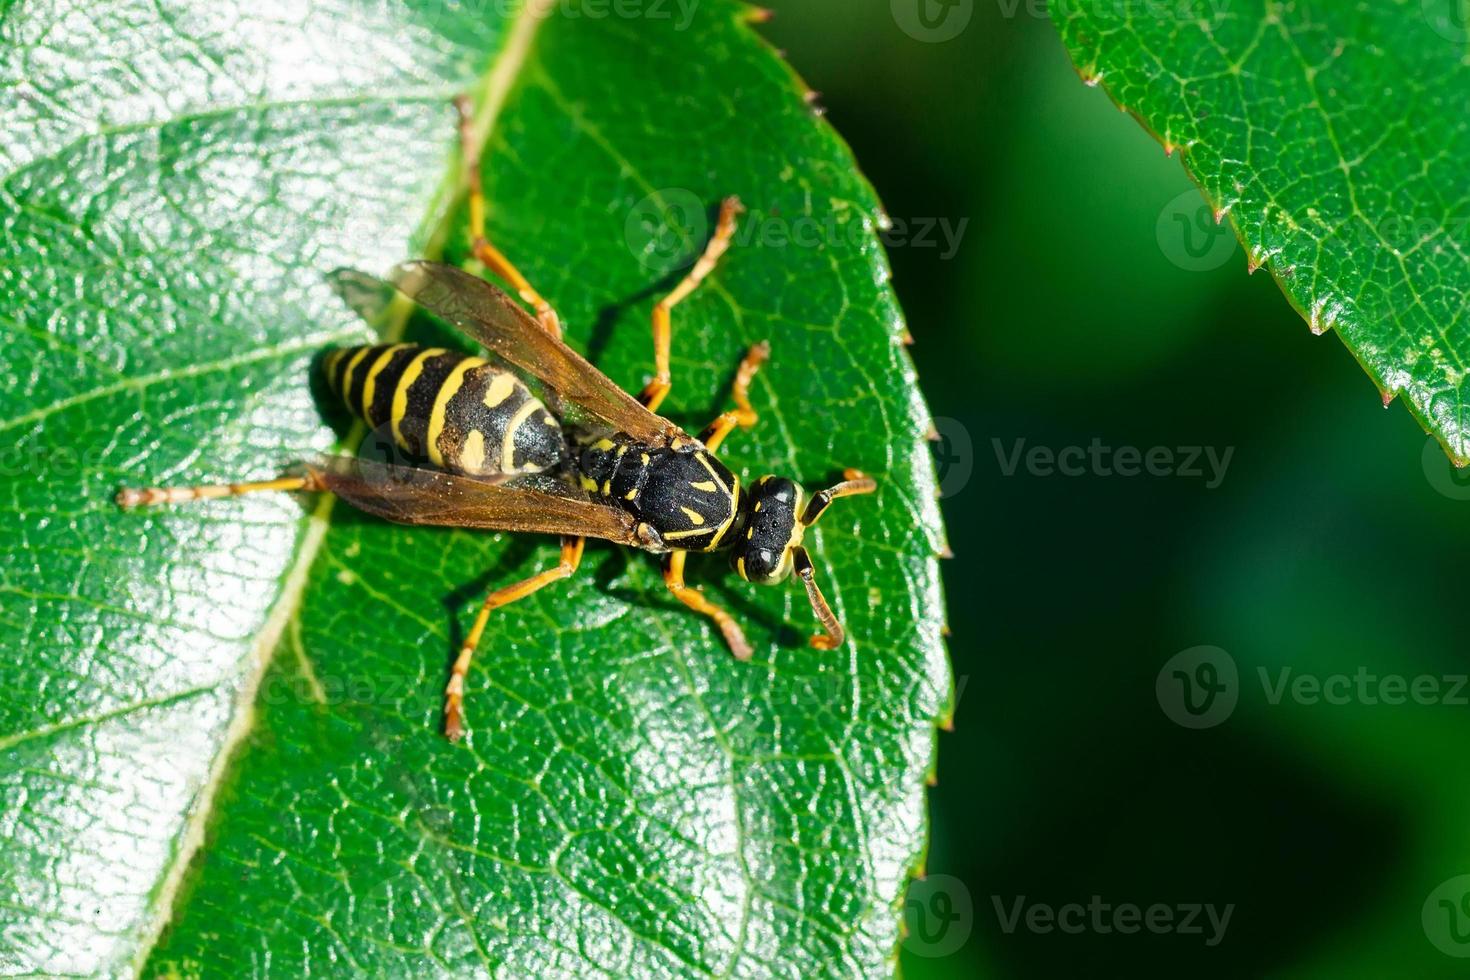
<box><xmin>117</xmin><ymin>98</ymin><xmax>876</xmax><ymax>741</ymax></box>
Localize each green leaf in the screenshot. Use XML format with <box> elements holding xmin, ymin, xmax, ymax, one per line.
<box><xmin>0</xmin><ymin>1</ymin><xmax>949</xmax><ymax>975</ymax></box>
<box><xmin>1051</xmin><ymin>2</ymin><xmax>1470</xmax><ymax>462</ymax></box>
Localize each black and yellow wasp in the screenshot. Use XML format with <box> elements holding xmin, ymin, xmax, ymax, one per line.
<box><xmin>118</xmin><ymin>98</ymin><xmax>875</xmax><ymax>740</ymax></box>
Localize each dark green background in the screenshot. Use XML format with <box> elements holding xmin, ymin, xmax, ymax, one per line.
<box><xmin>767</xmin><ymin>2</ymin><xmax>1470</xmax><ymax>977</ymax></box>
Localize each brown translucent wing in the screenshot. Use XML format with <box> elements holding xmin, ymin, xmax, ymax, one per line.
<box><xmin>391</xmin><ymin>261</ymin><xmax>684</xmax><ymax>446</ymax></box>
<box><xmin>311</xmin><ymin>456</ymin><xmax>652</xmax><ymax>547</ymax></box>
<box><xmin>327</xmin><ymin>267</ymin><xmax>396</xmax><ymax>325</ymax></box>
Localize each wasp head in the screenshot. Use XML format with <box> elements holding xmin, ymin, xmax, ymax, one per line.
<box><xmin>729</xmin><ymin>470</ymin><xmax>878</xmax><ymax>651</ymax></box>
<box><xmin>731</xmin><ymin>476</ymin><xmax>805</xmax><ymax>584</ymax></box>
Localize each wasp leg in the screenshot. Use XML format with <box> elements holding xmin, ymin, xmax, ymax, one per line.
<box><xmin>661</xmin><ymin>550</ymin><xmax>752</xmax><ymax>660</ymax></box>
<box><xmin>698</xmin><ymin>341</ymin><xmax>769</xmax><ymax>453</ymax></box>
<box><xmin>446</xmin><ymin>535</ymin><xmax>584</xmax><ymax>741</ymax></box>
<box><xmin>115</xmin><ymin>472</ymin><xmax>325</xmax><ymax>508</ymax></box>
<box><xmin>455</xmin><ymin>94</ymin><xmax>561</xmax><ymax>338</ymax></box>
<box><xmin>792</xmin><ymin>546</ymin><xmax>844</xmax><ymax>650</ymax></box>
<box><xmin>638</xmin><ymin>196</ymin><xmax>744</xmax><ymax>414</ymax></box>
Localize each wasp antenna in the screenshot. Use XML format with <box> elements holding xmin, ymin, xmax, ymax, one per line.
<box><xmin>792</xmin><ymin>546</ymin><xmax>843</xmax><ymax>650</ymax></box>
<box><xmin>801</xmin><ymin>469</ymin><xmax>877</xmax><ymax>526</ymax></box>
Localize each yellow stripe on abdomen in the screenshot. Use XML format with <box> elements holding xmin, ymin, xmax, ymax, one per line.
<box><xmin>391</xmin><ymin>347</ymin><xmax>444</xmax><ymax>452</ymax></box>
<box><xmin>360</xmin><ymin>345</ymin><xmax>406</xmax><ymax>423</ymax></box>
<box><xmin>426</xmin><ymin>356</ymin><xmax>485</xmax><ymax>468</ymax></box>
<box><xmin>499</xmin><ymin>398</ymin><xmax>542</xmax><ymax>473</ymax></box>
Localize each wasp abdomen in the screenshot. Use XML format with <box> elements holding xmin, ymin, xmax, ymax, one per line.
<box><xmin>324</xmin><ymin>344</ymin><xmax>563</xmax><ymax>477</ymax></box>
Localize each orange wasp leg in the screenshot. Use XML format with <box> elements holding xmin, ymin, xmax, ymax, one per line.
<box><xmin>445</xmin><ymin>535</ymin><xmax>585</xmax><ymax>741</ymax></box>
<box><xmin>792</xmin><ymin>472</ymin><xmax>877</xmax><ymax>650</ymax></box>
<box><xmin>115</xmin><ymin>472</ymin><xmax>325</xmax><ymax>509</ymax></box>
<box><xmin>455</xmin><ymin>94</ymin><xmax>562</xmax><ymax>338</ymax></box>
<box><xmin>661</xmin><ymin>549</ymin><xmax>752</xmax><ymax>660</ymax></box>
<box><xmin>638</xmin><ymin>195</ymin><xmax>745</xmax><ymax>414</ymax></box>
<box><xmin>698</xmin><ymin>341</ymin><xmax>769</xmax><ymax>453</ymax></box>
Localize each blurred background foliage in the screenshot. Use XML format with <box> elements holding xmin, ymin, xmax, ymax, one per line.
<box><xmin>767</xmin><ymin>2</ymin><xmax>1470</xmax><ymax>977</ymax></box>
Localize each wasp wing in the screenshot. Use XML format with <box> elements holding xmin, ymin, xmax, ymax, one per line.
<box><xmin>327</xmin><ymin>268</ymin><xmax>399</xmax><ymax>327</ymax></box>
<box><xmin>391</xmin><ymin>261</ymin><xmax>684</xmax><ymax>446</ymax></box>
<box><xmin>311</xmin><ymin>455</ymin><xmax>652</xmax><ymax>547</ymax></box>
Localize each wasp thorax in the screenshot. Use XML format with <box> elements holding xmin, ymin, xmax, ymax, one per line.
<box><xmin>733</xmin><ymin>476</ymin><xmax>805</xmax><ymax>584</ymax></box>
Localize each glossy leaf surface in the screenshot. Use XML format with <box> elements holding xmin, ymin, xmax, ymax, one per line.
<box><xmin>0</xmin><ymin>1</ymin><xmax>949</xmax><ymax>974</ymax></box>
<box><xmin>1053</xmin><ymin>2</ymin><xmax>1470</xmax><ymax>461</ymax></box>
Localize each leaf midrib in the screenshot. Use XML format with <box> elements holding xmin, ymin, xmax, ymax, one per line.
<box><xmin>128</xmin><ymin>0</ymin><xmax>558</xmax><ymax>970</ymax></box>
